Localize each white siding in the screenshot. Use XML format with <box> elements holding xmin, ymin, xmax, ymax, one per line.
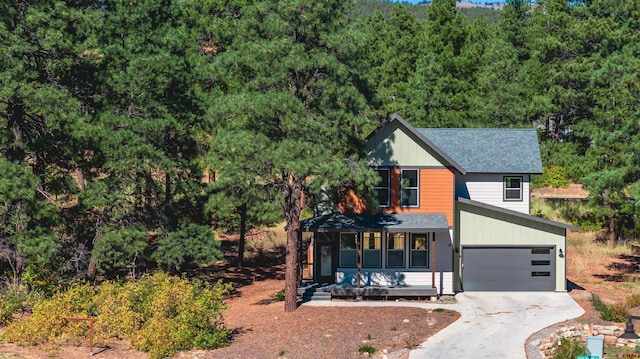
<box><xmin>335</xmin><ymin>270</ymin><xmax>454</xmax><ymax>295</ymax></box>
<box><xmin>456</xmin><ymin>173</ymin><xmax>530</xmax><ymax>214</ymax></box>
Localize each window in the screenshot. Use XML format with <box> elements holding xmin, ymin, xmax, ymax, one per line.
<box><xmin>387</xmin><ymin>233</ymin><xmax>405</xmax><ymax>267</ymax></box>
<box><xmin>531</xmin><ymin>260</ymin><xmax>551</xmax><ymax>266</ymax></box>
<box><xmin>374</xmin><ymin>169</ymin><xmax>390</xmax><ymax>207</ymax></box>
<box><xmin>531</xmin><ymin>248</ymin><xmax>551</xmax><ymax>254</ymax></box>
<box><xmin>531</xmin><ymin>272</ymin><xmax>551</xmax><ymax>277</ymax></box>
<box><xmin>339</xmin><ymin>233</ymin><xmax>357</xmax><ymax>267</ymax></box>
<box><xmin>504</xmin><ymin>176</ymin><xmax>523</xmax><ymax>201</ymax></box>
<box><xmin>410</xmin><ymin>233</ymin><xmax>431</xmax><ymax>267</ymax></box>
<box><xmin>363</xmin><ymin>232</ymin><xmax>381</xmax><ymax>267</ymax></box>
<box><xmin>401</xmin><ymin>169</ymin><xmax>419</xmax><ymax>207</ymax></box>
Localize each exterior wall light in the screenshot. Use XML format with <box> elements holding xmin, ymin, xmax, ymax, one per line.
<box><xmin>558</xmin><ymin>248</ymin><xmax>564</xmax><ymax>258</ymax></box>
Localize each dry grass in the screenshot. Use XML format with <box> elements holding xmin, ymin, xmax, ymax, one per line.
<box><xmin>243</xmin><ymin>223</ymin><xmax>288</xmax><ymax>257</ymax></box>
<box><xmin>567</xmin><ymin>232</ymin><xmax>633</xmax><ymax>271</ymax></box>
<box><xmin>568</xmin><ymin>232</ymin><xmax>634</xmax><ymax>273</ymax></box>
<box><xmin>531</xmin><ymin>198</ymin><xmax>592</xmax><ymax>224</ymax></box>
<box><xmin>567</xmin><ymin>231</ymin><xmax>640</xmax><ymax>301</ymax></box>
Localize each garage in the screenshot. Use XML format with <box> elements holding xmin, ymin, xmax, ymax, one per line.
<box><xmin>462</xmin><ymin>246</ymin><xmax>556</xmax><ymax>291</ymax></box>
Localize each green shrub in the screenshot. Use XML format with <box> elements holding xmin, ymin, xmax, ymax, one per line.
<box><xmin>590</xmin><ymin>294</ymin><xmax>607</xmax><ymax>313</ymax></box>
<box><xmin>357</xmin><ymin>344</ymin><xmax>376</xmax><ymax>355</ymax></box>
<box><xmin>273</xmin><ymin>288</ymin><xmax>285</xmax><ymax>302</ymax></box>
<box><xmin>0</xmin><ymin>283</ymin><xmax>38</xmax><ymax>325</ymax></box>
<box><xmin>552</xmin><ymin>337</ymin><xmax>586</xmax><ymax>359</ymax></box>
<box><xmin>3</xmin><ymin>272</ymin><xmax>232</xmax><ymax>359</ymax></box>
<box><xmin>590</xmin><ymin>294</ymin><xmax>629</xmax><ymax>322</ymax></box>
<box><xmin>604</xmin><ymin>303</ymin><xmax>630</xmax><ymax>322</ymax></box>
<box><xmin>532</xmin><ymin>166</ymin><xmax>571</xmax><ymax>189</ymax></box>
<box><xmin>152</xmin><ymin>224</ymin><xmax>224</xmax><ymax>271</ymax></box>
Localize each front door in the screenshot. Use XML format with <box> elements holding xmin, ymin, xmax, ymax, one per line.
<box><xmin>315</xmin><ymin>233</ymin><xmax>336</xmax><ymax>283</ymax></box>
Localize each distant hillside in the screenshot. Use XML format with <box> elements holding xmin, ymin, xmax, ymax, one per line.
<box><xmin>350</xmin><ymin>0</ymin><xmax>500</xmax><ymax>22</ymax></box>
<box><xmin>456</xmin><ymin>1</ymin><xmax>504</xmax><ymax>10</ymax></box>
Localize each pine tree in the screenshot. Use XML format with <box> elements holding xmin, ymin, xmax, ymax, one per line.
<box><xmin>207</xmin><ymin>0</ymin><xmax>373</xmax><ymax>312</ymax></box>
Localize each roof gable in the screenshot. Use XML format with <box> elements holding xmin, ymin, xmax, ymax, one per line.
<box><xmin>365</xmin><ymin>114</ymin><xmax>466</xmax><ymax>173</ymax></box>
<box><xmin>365</xmin><ymin>114</ymin><xmax>543</xmax><ymax>174</ymax></box>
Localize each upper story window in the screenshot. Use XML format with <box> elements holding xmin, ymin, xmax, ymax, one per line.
<box><xmin>401</xmin><ymin>169</ymin><xmax>419</xmax><ymax>207</ymax></box>
<box><xmin>504</xmin><ymin>176</ymin><xmax>523</xmax><ymax>201</ymax></box>
<box><xmin>374</xmin><ymin>169</ymin><xmax>390</xmax><ymax>207</ymax></box>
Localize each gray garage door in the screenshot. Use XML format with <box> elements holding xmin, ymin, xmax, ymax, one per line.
<box><xmin>462</xmin><ymin>246</ymin><xmax>555</xmax><ymax>291</ymax></box>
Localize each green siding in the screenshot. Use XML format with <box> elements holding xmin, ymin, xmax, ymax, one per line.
<box><xmin>366</xmin><ymin>121</ymin><xmax>447</xmax><ymax>167</ymax></box>
<box><xmin>456</xmin><ymin>201</ymin><xmax>567</xmax><ymax>291</ymax></box>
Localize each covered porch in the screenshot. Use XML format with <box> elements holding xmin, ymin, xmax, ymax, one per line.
<box><xmin>299</xmin><ymin>212</ymin><xmax>454</xmax><ymax>298</ymax></box>
<box><xmin>297</xmin><ymin>282</ymin><xmax>437</xmax><ymax>301</ymax></box>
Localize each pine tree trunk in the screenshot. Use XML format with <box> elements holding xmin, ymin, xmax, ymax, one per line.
<box><xmin>88</xmin><ymin>218</ymin><xmax>104</xmax><ymax>280</ymax></box>
<box><xmin>77</xmin><ymin>169</ymin><xmax>85</xmax><ymax>191</ymax></box>
<box><xmin>609</xmin><ymin>214</ymin><xmax>615</xmax><ymax>246</ymax></box>
<box><xmin>238</xmin><ymin>203</ymin><xmax>247</xmax><ymax>267</ymax></box>
<box><xmin>284</xmin><ymin>173</ymin><xmax>302</xmax><ymax>313</ymax></box>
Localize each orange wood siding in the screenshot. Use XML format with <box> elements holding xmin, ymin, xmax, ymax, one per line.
<box><xmin>383</xmin><ymin>168</ymin><xmax>454</xmax><ymax>226</ymax></box>
<box><xmin>422</xmin><ymin>168</ymin><xmax>454</xmax><ymax>225</ymax></box>
<box><xmin>338</xmin><ymin>168</ymin><xmax>454</xmax><ymax>226</ymax></box>
<box><xmin>390</xmin><ymin>168</ymin><xmax>401</xmax><ymax>212</ymax></box>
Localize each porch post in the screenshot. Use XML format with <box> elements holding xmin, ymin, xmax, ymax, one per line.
<box><xmin>431</xmin><ymin>233</ymin><xmax>436</xmax><ymax>289</ymax></box>
<box><xmin>298</xmin><ymin>230</ymin><xmax>303</xmax><ymax>285</ymax></box>
<box><xmin>356</xmin><ymin>232</ymin><xmax>361</xmax><ymax>293</ymax></box>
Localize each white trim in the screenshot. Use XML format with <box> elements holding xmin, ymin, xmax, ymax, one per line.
<box><xmin>374</xmin><ymin>168</ymin><xmax>390</xmax><ymax>208</ymax></box>
<box><xmin>504</xmin><ymin>176</ymin><xmax>523</xmax><ymax>202</ymax></box>
<box><xmin>409</xmin><ymin>233</ymin><xmax>431</xmax><ymax>268</ymax></box>
<box><xmin>386</xmin><ymin>232</ymin><xmax>405</xmax><ymax>268</ymax></box>
<box><xmin>401</xmin><ymin>169</ymin><xmax>420</xmax><ymax>208</ymax></box>
<box><xmin>339</xmin><ymin>232</ymin><xmax>357</xmax><ymax>268</ymax></box>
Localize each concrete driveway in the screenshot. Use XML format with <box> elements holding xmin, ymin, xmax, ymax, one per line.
<box><xmin>303</xmin><ymin>291</ymin><xmax>583</xmax><ymax>359</ymax></box>
<box><xmin>409</xmin><ymin>292</ymin><xmax>584</xmax><ymax>359</ymax></box>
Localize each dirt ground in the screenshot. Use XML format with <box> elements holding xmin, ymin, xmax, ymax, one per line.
<box><xmin>565</xmin><ymin>232</ymin><xmax>640</xmax><ymax>318</ymax></box>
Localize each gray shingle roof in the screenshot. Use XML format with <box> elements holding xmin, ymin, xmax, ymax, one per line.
<box><xmin>299</xmin><ymin>213</ymin><xmax>449</xmax><ymax>232</ymax></box>
<box><xmin>417</xmin><ymin>128</ymin><xmax>543</xmax><ymax>174</ymax></box>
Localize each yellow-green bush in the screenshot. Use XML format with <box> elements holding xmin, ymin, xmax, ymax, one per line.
<box><xmin>2</xmin><ymin>283</ymin><xmax>96</xmax><ymax>346</ymax></box>
<box><xmin>2</xmin><ymin>272</ymin><xmax>231</xmax><ymax>359</ymax></box>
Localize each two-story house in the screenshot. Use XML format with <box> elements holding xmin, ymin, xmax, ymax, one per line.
<box><xmin>299</xmin><ymin>114</ymin><xmax>576</xmax><ymax>297</ymax></box>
